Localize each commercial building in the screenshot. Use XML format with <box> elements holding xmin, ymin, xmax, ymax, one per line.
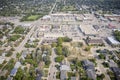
<box><xmin>79</xmin><ymin>25</ymin><xmax>98</xmax><ymax>36</ymax></box>
<box><xmin>44</xmin><ymin>32</ymin><xmax>64</xmax><ymax>38</ymax></box>
<box><xmin>107</xmin><ymin>36</ymin><xmax>120</xmax><ymax>47</ymax></box>
<box><xmin>87</xmin><ymin>39</ymin><xmax>104</xmax><ymax>45</ymax></box>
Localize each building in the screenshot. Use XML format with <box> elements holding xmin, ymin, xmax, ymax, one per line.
<box><xmin>83</xmin><ymin>60</ymin><xmax>96</xmax><ymax>80</ymax></box>
<box><xmin>71</xmin><ymin>77</ymin><xmax>77</xmax><ymax>80</ymax></box>
<box><xmin>10</xmin><ymin>68</ymin><xmax>18</xmax><ymax>77</ymax></box>
<box><xmin>0</xmin><ymin>57</ymin><xmax>5</xmax><ymax>64</ymax></box>
<box><xmin>60</xmin><ymin>70</ymin><xmax>67</xmax><ymax>80</ymax></box>
<box><xmin>14</xmin><ymin>62</ymin><xmax>21</xmax><ymax>69</ymax></box>
<box><xmin>79</xmin><ymin>25</ymin><xmax>98</xmax><ymax>36</ymax></box>
<box><xmin>107</xmin><ymin>36</ymin><xmax>120</xmax><ymax>47</ymax></box>
<box><xmin>7</xmin><ymin>77</ymin><xmax>13</xmax><ymax>80</ymax></box>
<box><xmin>41</xmin><ymin>38</ymin><xmax>57</xmax><ymax>44</ymax></box>
<box><xmin>87</xmin><ymin>39</ymin><xmax>104</xmax><ymax>45</ymax></box>
<box><xmin>111</xmin><ymin>67</ymin><xmax>120</xmax><ymax>80</ymax></box>
<box><xmin>60</xmin><ymin>64</ymin><xmax>71</xmax><ymax>80</ymax></box>
<box><xmin>44</xmin><ymin>32</ymin><xmax>64</xmax><ymax>38</ymax></box>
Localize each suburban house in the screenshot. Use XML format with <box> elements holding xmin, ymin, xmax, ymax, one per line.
<box><xmin>82</xmin><ymin>60</ymin><xmax>96</xmax><ymax>80</ymax></box>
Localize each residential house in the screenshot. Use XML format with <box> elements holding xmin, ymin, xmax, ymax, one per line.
<box><xmin>10</xmin><ymin>68</ymin><xmax>17</xmax><ymax>77</ymax></box>
<box><xmin>83</xmin><ymin>60</ymin><xmax>96</xmax><ymax>80</ymax></box>
<box><xmin>111</xmin><ymin>67</ymin><xmax>120</xmax><ymax>80</ymax></box>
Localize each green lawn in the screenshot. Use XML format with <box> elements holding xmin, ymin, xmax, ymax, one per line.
<box><xmin>27</xmin><ymin>15</ymin><xmax>40</xmax><ymax>20</ymax></box>
<box><xmin>21</xmin><ymin>14</ymin><xmax>43</xmax><ymax>21</ymax></box>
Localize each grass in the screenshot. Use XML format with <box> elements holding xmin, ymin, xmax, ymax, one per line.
<box><xmin>44</xmin><ymin>70</ymin><xmax>48</xmax><ymax>77</ymax></box>
<box><xmin>56</xmin><ymin>71</ymin><xmax>60</xmax><ymax>79</ymax></box>
<box><xmin>21</xmin><ymin>14</ymin><xmax>44</xmax><ymax>21</ymax></box>
<box><xmin>9</xmin><ymin>34</ymin><xmax>21</xmax><ymax>41</ymax></box>
<box><xmin>44</xmin><ymin>64</ymin><xmax>49</xmax><ymax>68</ymax></box>
<box><xmin>27</xmin><ymin>15</ymin><xmax>40</xmax><ymax>20</ymax></box>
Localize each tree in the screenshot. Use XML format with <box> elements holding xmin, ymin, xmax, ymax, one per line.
<box><xmin>43</xmin><ymin>55</ymin><xmax>51</xmax><ymax>65</ymax></box>
<box><xmin>14</xmin><ymin>68</ymin><xmax>24</xmax><ymax>80</ymax></box>
<box><xmin>55</xmin><ymin>56</ymin><xmax>64</xmax><ymax>63</ymax></box>
<box><xmin>57</xmin><ymin>37</ymin><xmax>63</xmax><ymax>46</ymax></box>
<box><xmin>62</xmin><ymin>37</ymin><xmax>72</xmax><ymax>42</ymax></box>
<box><xmin>13</xmin><ymin>26</ymin><xmax>25</xmax><ymax>34</ymax></box>
<box><xmin>62</xmin><ymin>47</ymin><xmax>70</xmax><ymax>57</ymax></box>
<box><xmin>56</xmin><ymin>46</ymin><xmax>62</xmax><ymax>55</ymax></box>
<box><xmin>51</xmin><ymin>43</ymin><xmax>57</xmax><ymax>47</ymax></box>
<box><xmin>84</xmin><ymin>46</ymin><xmax>91</xmax><ymax>51</ymax></box>
<box><xmin>16</xmin><ymin>53</ymin><xmax>21</xmax><ymax>60</ymax></box>
<box><xmin>99</xmin><ymin>54</ymin><xmax>105</xmax><ymax>59</ymax></box>
<box><xmin>114</xmin><ymin>30</ymin><xmax>120</xmax><ymax>42</ymax></box>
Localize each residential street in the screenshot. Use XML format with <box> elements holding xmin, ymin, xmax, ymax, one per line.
<box><xmin>47</xmin><ymin>48</ymin><xmax>57</xmax><ymax>80</ymax></box>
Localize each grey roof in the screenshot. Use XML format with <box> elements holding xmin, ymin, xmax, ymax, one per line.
<box><xmin>10</xmin><ymin>68</ymin><xmax>17</xmax><ymax>76</ymax></box>
<box><xmin>60</xmin><ymin>70</ymin><xmax>67</xmax><ymax>80</ymax></box>
<box><xmin>7</xmin><ymin>77</ymin><xmax>13</xmax><ymax>80</ymax></box>
<box><xmin>83</xmin><ymin>60</ymin><xmax>94</xmax><ymax>67</ymax></box>
<box><xmin>83</xmin><ymin>60</ymin><xmax>96</xmax><ymax>80</ymax></box>
<box><xmin>86</xmin><ymin>69</ymin><xmax>96</xmax><ymax>80</ymax></box>
<box><xmin>71</xmin><ymin>77</ymin><xmax>76</xmax><ymax>80</ymax></box>
<box><xmin>112</xmin><ymin>67</ymin><xmax>120</xmax><ymax>74</ymax></box>
<box><xmin>111</xmin><ymin>67</ymin><xmax>120</xmax><ymax>80</ymax></box>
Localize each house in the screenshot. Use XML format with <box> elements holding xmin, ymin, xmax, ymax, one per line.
<box><xmin>60</xmin><ymin>64</ymin><xmax>71</xmax><ymax>80</ymax></box>
<box><xmin>10</xmin><ymin>68</ymin><xmax>18</xmax><ymax>77</ymax></box>
<box><xmin>111</xmin><ymin>67</ymin><xmax>120</xmax><ymax>80</ymax></box>
<box><xmin>108</xmin><ymin>60</ymin><xmax>118</xmax><ymax>68</ymax></box>
<box><xmin>2</xmin><ymin>53</ymin><xmax>7</xmax><ymax>57</ymax></box>
<box><xmin>71</xmin><ymin>77</ymin><xmax>77</xmax><ymax>80</ymax></box>
<box><xmin>14</xmin><ymin>62</ymin><xmax>21</xmax><ymax>69</ymax></box>
<box><xmin>0</xmin><ymin>57</ymin><xmax>5</xmax><ymax>64</ymax></box>
<box><xmin>83</xmin><ymin>60</ymin><xmax>96</xmax><ymax>80</ymax></box>
<box><xmin>60</xmin><ymin>65</ymin><xmax>71</xmax><ymax>71</ymax></box>
<box><xmin>7</xmin><ymin>77</ymin><xmax>13</xmax><ymax>80</ymax></box>
<box><xmin>60</xmin><ymin>70</ymin><xmax>67</xmax><ymax>80</ymax></box>
<box><xmin>21</xmin><ymin>50</ymin><xmax>30</xmax><ymax>60</ymax></box>
<box><xmin>86</xmin><ymin>69</ymin><xmax>96</xmax><ymax>80</ymax></box>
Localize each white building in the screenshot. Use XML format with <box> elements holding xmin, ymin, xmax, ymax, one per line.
<box><xmin>0</xmin><ymin>57</ymin><xmax>5</xmax><ymax>64</ymax></box>
<box><xmin>107</xmin><ymin>36</ymin><xmax>120</xmax><ymax>47</ymax></box>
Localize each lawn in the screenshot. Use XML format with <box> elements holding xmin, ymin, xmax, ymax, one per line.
<box><xmin>27</xmin><ymin>15</ymin><xmax>40</xmax><ymax>20</ymax></box>
<box><xmin>21</xmin><ymin>14</ymin><xmax>44</xmax><ymax>21</ymax></box>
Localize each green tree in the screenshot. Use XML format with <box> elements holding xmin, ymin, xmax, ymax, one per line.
<box><xmin>56</xmin><ymin>46</ymin><xmax>62</xmax><ymax>55</ymax></box>
<box><xmin>62</xmin><ymin>47</ymin><xmax>70</xmax><ymax>57</ymax></box>
<box><xmin>14</xmin><ymin>68</ymin><xmax>24</xmax><ymax>80</ymax></box>
<box><xmin>57</xmin><ymin>37</ymin><xmax>62</xmax><ymax>46</ymax></box>
<box><xmin>55</xmin><ymin>56</ymin><xmax>64</xmax><ymax>63</ymax></box>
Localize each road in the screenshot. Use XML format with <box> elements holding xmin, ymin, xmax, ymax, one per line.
<box><xmin>47</xmin><ymin>48</ymin><xmax>57</xmax><ymax>80</ymax></box>
<box><xmin>49</xmin><ymin>0</ymin><xmax>57</xmax><ymax>14</ymax></box>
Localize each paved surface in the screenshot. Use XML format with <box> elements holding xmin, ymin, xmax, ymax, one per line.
<box><xmin>47</xmin><ymin>48</ymin><xmax>57</xmax><ymax>80</ymax></box>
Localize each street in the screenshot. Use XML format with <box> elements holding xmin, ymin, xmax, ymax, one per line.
<box><xmin>47</xmin><ymin>48</ymin><xmax>57</xmax><ymax>80</ymax></box>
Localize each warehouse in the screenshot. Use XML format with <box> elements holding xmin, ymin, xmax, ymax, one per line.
<box><xmin>79</xmin><ymin>25</ymin><xmax>98</xmax><ymax>36</ymax></box>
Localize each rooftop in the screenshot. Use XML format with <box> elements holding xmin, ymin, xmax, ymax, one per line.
<box><xmin>60</xmin><ymin>65</ymin><xmax>71</xmax><ymax>71</ymax></box>
<box><xmin>79</xmin><ymin>25</ymin><xmax>97</xmax><ymax>35</ymax></box>
<box><xmin>107</xmin><ymin>36</ymin><xmax>120</xmax><ymax>45</ymax></box>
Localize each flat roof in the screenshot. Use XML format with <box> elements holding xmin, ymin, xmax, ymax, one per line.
<box><xmin>107</xmin><ymin>36</ymin><xmax>120</xmax><ymax>44</ymax></box>
<box><xmin>79</xmin><ymin>25</ymin><xmax>97</xmax><ymax>35</ymax></box>
<box><xmin>0</xmin><ymin>57</ymin><xmax>5</xmax><ymax>64</ymax></box>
